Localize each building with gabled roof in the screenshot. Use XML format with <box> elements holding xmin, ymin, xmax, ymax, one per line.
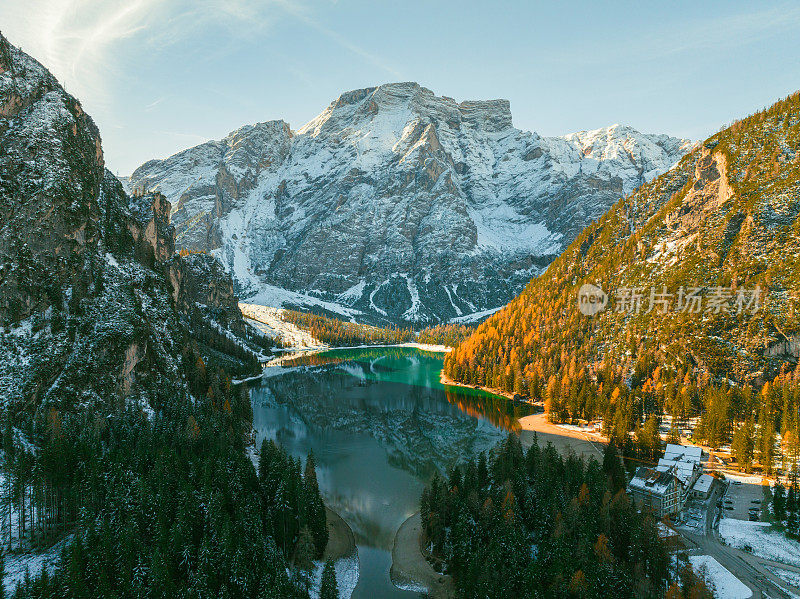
<box><xmin>629</xmin><ymin>444</ymin><xmax>709</xmax><ymax>517</ymax></box>
<box><xmin>655</xmin><ymin>443</ymin><xmax>705</xmax><ymax>508</ymax></box>
<box><xmin>663</xmin><ymin>443</ymin><xmax>702</xmax><ymax>464</ymax></box>
<box><xmin>691</xmin><ymin>474</ymin><xmax>714</xmax><ymax>499</ymax></box>
<box><xmin>628</xmin><ymin>467</ymin><xmax>680</xmax><ymax>518</ymax></box>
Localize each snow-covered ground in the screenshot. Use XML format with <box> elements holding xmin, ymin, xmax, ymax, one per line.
<box><xmin>244</xmin><ymin>285</ymin><xmax>362</xmax><ymax>321</ymax></box>
<box><xmin>239</xmin><ymin>303</ymin><xmax>326</xmax><ymax>350</ymax></box>
<box><xmin>720</xmin><ymin>518</ymin><xmax>800</xmax><ymax>567</ymax></box>
<box><xmin>688</xmin><ymin>555</ymin><xmax>751</xmax><ymax>599</ymax></box>
<box><xmin>308</xmin><ymin>552</ymin><xmax>359</xmax><ymax>599</ymax></box>
<box><xmin>555</xmin><ymin>422</ymin><xmax>602</xmax><ymax>434</ymax></box>
<box><xmin>3</xmin><ymin>535</ymin><xmax>73</xmax><ymax>596</ymax></box>
<box><xmin>724</xmin><ymin>473</ymin><xmax>766</xmax><ymax>486</ymax></box>
<box><xmin>766</xmin><ymin>565</ymin><xmax>800</xmax><ymax>589</ymax></box>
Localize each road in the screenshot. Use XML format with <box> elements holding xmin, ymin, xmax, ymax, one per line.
<box><xmin>678</xmin><ymin>481</ymin><xmax>799</xmax><ymax>599</ymax></box>
<box><xmin>512</xmin><ymin>419</ymin><xmax>800</xmax><ymax>598</ymax></box>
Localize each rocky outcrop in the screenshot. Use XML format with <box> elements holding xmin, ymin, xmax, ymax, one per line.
<box><xmin>766</xmin><ymin>335</ymin><xmax>800</xmax><ymax>362</ymax></box>
<box><xmin>0</xmin><ymin>33</ymin><xmax>260</xmax><ymax>417</ymax></box>
<box><xmin>129</xmin><ymin>82</ymin><xmax>692</xmax><ymax>324</ymax></box>
<box><xmin>127</xmin><ymin>191</ymin><xmax>175</xmax><ymax>266</ymax></box>
<box><xmin>169</xmin><ymin>253</ymin><xmax>247</xmax><ymax>336</ymax></box>
<box><xmin>0</xmin><ymin>34</ymin><xmax>105</xmax><ymax>326</ymax></box>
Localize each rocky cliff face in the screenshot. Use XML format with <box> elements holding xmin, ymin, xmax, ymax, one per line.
<box><xmin>169</xmin><ymin>252</ymin><xmax>248</xmax><ymax>337</ymax></box>
<box><xmin>129</xmin><ymin>82</ymin><xmax>692</xmax><ymax>324</ymax></box>
<box><xmin>0</xmin><ymin>34</ymin><xmax>260</xmax><ymax>417</ymax></box>
<box><xmin>0</xmin><ymin>34</ymin><xmax>104</xmax><ymax>325</ymax></box>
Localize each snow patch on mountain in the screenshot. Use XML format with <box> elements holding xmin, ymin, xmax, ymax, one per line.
<box><xmin>469</xmin><ymin>205</ymin><xmax>561</xmax><ymax>253</ymax></box>
<box><xmin>129</xmin><ymin>82</ymin><xmax>692</xmax><ymax>323</ymax></box>
<box><xmin>401</xmin><ymin>274</ymin><xmax>421</xmax><ymax>320</ymax></box>
<box><xmin>245</xmin><ymin>284</ymin><xmax>361</xmax><ymax>321</ymax></box>
<box><xmin>450</xmin><ymin>307</ymin><xmax>503</xmax><ymax>324</ymax></box>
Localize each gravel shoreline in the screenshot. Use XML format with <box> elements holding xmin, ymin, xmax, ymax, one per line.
<box><xmin>390</xmin><ymin>512</ymin><xmax>454</xmax><ymax>599</ymax></box>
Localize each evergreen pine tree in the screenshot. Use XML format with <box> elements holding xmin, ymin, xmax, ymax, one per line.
<box><xmin>774</xmin><ymin>482</ymin><xmax>787</xmax><ymax>523</ymax></box>
<box><xmin>787</xmin><ymin>480</ymin><xmax>798</xmax><ymax>537</ymax></box>
<box><xmin>477</xmin><ymin>452</ymin><xmax>489</xmax><ymax>489</ymax></box>
<box><xmin>602</xmin><ymin>441</ymin><xmax>627</xmax><ymax>493</ymax></box>
<box><xmin>320</xmin><ymin>559</ymin><xmax>338</xmax><ymax>599</ymax></box>
<box><xmin>304</xmin><ymin>451</ymin><xmax>329</xmax><ymax>556</ymax></box>
<box><xmin>295</xmin><ymin>526</ymin><xmax>316</xmax><ymax>591</ymax></box>
<box><xmin>732</xmin><ymin>420</ymin><xmax>755</xmax><ymax>472</ymax></box>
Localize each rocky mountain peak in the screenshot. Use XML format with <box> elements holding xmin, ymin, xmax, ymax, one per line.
<box><xmin>220</xmin><ymin>120</ymin><xmax>292</xmax><ymax>176</ymax></box>
<box><xmin>129</xmin><ymin>82</ymin><xmax>692</xmax><ymax>324</ymax></box>
<box><xmin>0</xmin><ymin>33</ymin><xmax>107</xmax><ymax>325</ymax></box>
<box><xmin>457</xmin><ymin>99</ymin><xmax>513</xmax><ymax>132</ymax></box>
<box><xmin>299</xmin><ymin>82</ymin><xmax>514</xmax><ymax>139</ymax></box>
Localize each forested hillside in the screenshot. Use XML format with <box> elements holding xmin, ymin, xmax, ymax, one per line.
<box><xmin>0</xmin><ymin>33</ymin><xmax>325</xmax><ymax>597</ymax></box>
<box><xmin>446</xmin><ymin>93</ymin><xmax>800</xmax><ymax>470</ymax></box>
<box><xmin>417</xmin><ymin>324</ymin><xmax>474</xmax><ymax>348</ymax></box>
<box><xmin>281</xmin><ymin>310</ymin><xmax>414</xmax><ymax>345</ymax></box>
<box><xmin>421</xmin><ymin>435</ymin><xmax>712</xmax><ymax>598</ymax></box>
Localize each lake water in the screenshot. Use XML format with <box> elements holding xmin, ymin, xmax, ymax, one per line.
<box><xmin>250</xmin><ymin>347</ymin><xmax>534</xmax><ymax>598</ymax></box>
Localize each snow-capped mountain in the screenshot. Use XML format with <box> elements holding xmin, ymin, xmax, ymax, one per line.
<box><xmin>129</xmin><ymin>82</ymin><xmax>692</xmax><ymax>323</ymax></box>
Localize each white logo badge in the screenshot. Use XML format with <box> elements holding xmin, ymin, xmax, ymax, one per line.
<box><xmin>577</xmin><ymin>284</ymin><xmax>607</xmax><ymax>316</ymax></box>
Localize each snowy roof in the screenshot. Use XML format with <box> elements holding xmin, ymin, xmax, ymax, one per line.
<box><xmin>657</xmin><ymin>522</ymin><xmax>678</xmax><ymax>538</ymax></box>
<box><xmin>692</xmin><ymin>474</ymin><xmax>714</xmax><ymax>494</ymax></box>
<box><xmin>629</xmin><ymin>467</ymin><xmax>676</xmax><ymax>496</ymax></box>
<box><xmin>656</xmin><ymin>457</ymin><xmax>699</xmax><ymax>486</ymax></box>
<box><xmin>664</xmin><ymin>444</ymin><xmax>703</xmax><ymax>463</ymax></box>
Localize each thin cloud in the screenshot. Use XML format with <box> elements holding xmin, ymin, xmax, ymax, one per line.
<box><xmin>145</xmin><ymin>96</ymin><xmax>170</xmax><ymax>111</ymax></box>
<box><xmin>0</xmin><ymin>0</ymin><xmax>287</xmax><ymax>105</ymax></box>
<box><xmin>1</xmin><ymin>0</ymin><xmax>166</xmax><ymax>103</ymax></box>
<box><xmin>641</xmin><ymin>4</ymin><xmax>800</xmax><ymax>59</ymax></box>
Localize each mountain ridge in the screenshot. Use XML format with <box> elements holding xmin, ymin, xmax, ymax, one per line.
<box><xmin>444</xmin><ymin>91</ymin><xmax>800</xmax><ymax>436</ymax></box>
<box><xmin>0</xmin><ymin>31</ymin><xmax>264</xmax><ymax>417</ymax></box>
<box><xmin>129</xmin><ymin>81</ymin><xmax>693</xmax><ymax>324</ymax></box>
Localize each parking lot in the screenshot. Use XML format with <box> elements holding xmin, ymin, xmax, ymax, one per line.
<box><xmin>721</xmin><ymin>474</ymin><xmax>766</xmax><ymax>521</ymax></box>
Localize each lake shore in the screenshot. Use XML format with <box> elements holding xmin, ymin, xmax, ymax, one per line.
<box><xmin>440</xmin><ymin>373</ymin><xmax>608</xmax><ymax>460</ymax></box>
<box><xmin>517</xmin><ymin>413</ymin><xmax>606</xmax><ymax>459</ymax></box>
<box><xmin>262</xmin><ymin>342</ymin><xmax>452</xmax><ymax>369</ymax></box>
<box><xmin>324</xmin><ymin>506</ymin><xmax>357</xmax><ymax>561</ymax></box>
<box><xmin>439</xmin><ymin>371</ymin><xmax>518</xmax><ymax>401</ymax></box>
<box><xmin>391</xmin><ymin>512</ymin><xmax>454</xmax><ymax>599</ymax></box>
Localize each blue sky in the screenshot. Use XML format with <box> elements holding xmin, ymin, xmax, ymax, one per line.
<box><xmin>2</xmin><ymin>0</ymin><xmax>799</xmax><ymax>175</ymax></box>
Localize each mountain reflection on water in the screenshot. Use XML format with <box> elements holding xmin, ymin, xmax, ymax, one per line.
<box><xmin>276</xmin><ymin>347</ymin><xmax>536</xmax><ymax>432</ymax></box>
<box><xmin>250</xmin><ymin>347</ymin><xmax>536</xmax><ymax>598</ymax></box>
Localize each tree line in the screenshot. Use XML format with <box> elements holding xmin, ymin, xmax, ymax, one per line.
<box><xmin>281</xmin><ymin>310</ymin><xmax>415</xmax><ymax>346</ymax></box>
<box><xmin>417</xmin><ymin>324</ymin><xmax>474</xmax><ymax>348</ymax></box>
<box><xmin>282</xmin><ymin>309</ymin><xmax>475</xmax><ymax>349</ymax></box>
<box><xmin>3</xmin><ymin>341</ymin><xmax>329</xmax><ymax>598</ymax></box>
